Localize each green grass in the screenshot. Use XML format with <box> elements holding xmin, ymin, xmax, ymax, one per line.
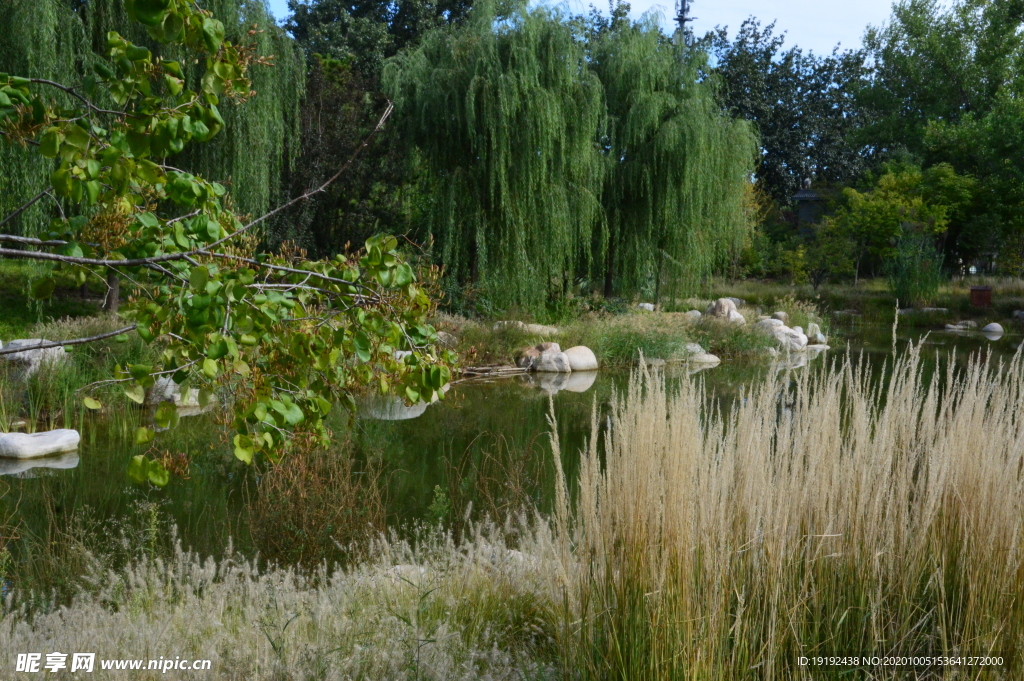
<box><xmin>0</xmin><ymin>260</ymin><xmax>105</xmax><ymax>341</ymax></box>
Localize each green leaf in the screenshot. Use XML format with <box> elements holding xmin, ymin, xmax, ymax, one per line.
<box><xmin>135</xmin><ymin>426</ymin><xmax>154</xmax><ymax>445</ymax></box>
<box><xmin>147</xmin><ymin>460</ymin><xmax>170</xmax><ymax>487</ymax></box>
<box><xmin>83</xmin><ymin>397</ymin><xmax>102</xmax><ymax>410</ymax></box>
<box><xmin>202</xmin><ymin>358</ymin><xmax>218</xmax><ymax>379</ymax></box>
<box><xmin>154</xmin><ymin>401</ymin><xmax>179</xmax><ymax>429</ymax></box>
<box><xmin>353</xmin><ymin>330</ymin><xmax>372</xmax><ymax>362</ymax></box>
<box><xmin>394</xmin><ymin>263</ymin><xmax>414</xmax><ymax>287</ymax></box>
<box><xmin>233</xmin><ymin>434</ymin><xmax>254</xmax><ymax>464</ymax></box>
<box><xmin>125</xmin><ymin>384</ymin><xmax>146</xmax><ymax>404</ymax></box>
<box><xmin>40</xmin><ymin>128</ymin><xmax>62</xmax><ymax>158</ymax></box>
<box><xmin>202</xmin><ymin>18</ymin><xmax>225</xmax><ymax>53</ymax></box>
<box><xmin>129</xmin><ymin>364</ymin><xmax>152</xmax><ymax>380</ymax></box>
<box><xmin>131</xmin><ymin>0</ymin><xmax>170</xmax><ymax>25</ymax></box>
<box><xmin>127</xmin><ymin>455</ymin><xmax>148</xmax><ymax>484</ymax></box>
<box><xmin>29</xmin><ymin>277</ymin><xmax>56</xmax><ymax>300</ymax></box>
<box><xmin>189</xmin><ymin>265</ymin><xmax>209</xmax><ymax>291</ymax></box>
<box><xmin>63</xmin><ymin>124</ymin><xmax>90</xmax><ymax>149</ymax></box>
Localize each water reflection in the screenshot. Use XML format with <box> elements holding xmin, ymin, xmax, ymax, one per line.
<box><xmin>0</xmin><ymin>450</ymin><xmax>79</xmax><ymax>478</ymax></box>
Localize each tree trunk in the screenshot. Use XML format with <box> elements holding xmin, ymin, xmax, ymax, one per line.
<box><xmin>102</xmin><ymin>269</ymin><xmax>120</xmax><ymax>313</ymax></box>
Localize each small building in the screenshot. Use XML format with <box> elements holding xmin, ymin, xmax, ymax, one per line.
<box><xmin>792</xmin><ymin>179</ymin><xmax>826</xmax><ymax>230</ymax></box>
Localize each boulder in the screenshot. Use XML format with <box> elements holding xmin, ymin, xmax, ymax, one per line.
<box><xmin>684</xmin><ymin>342</ymin><xmax>706</xmax><ymax>355</ymax></box>
<box><xmin>757</xmin><ymin>321</ymin><xmax>808</xmax><ymax>351</ymax></box>
<box><xmin>683</xmin><ymin>310</ymin><xmax>702</xmax><ymax>320</ymax></box>
<box><xmin>563</xmin><ymin>346</ymin><xmax>598</xmax><ymax>371</ymax></box>
<box><xmin>147</xmin><ymin>377</ymin><xmax>218</xmax><ymax>416</ymax></box>
<box><xmin>982</xmin><ymin>322</ymin><xmax>1004</xmax><ymax>333</ymax></box>
<box><xmin>689</xmin><ymin>353</ymin><xmax>721</xmax><ymax>365</ymax></box>
<box><xmin>897</xmin><ymin>308</ymin><xmax>915</xmax><ymax>316</ymax></box>
<box><xmin>0</xmin><ymin>429</ymin><xmax>80</xmax><ymax>459</ymax></box>
<box><xmin>536</xmin><ymin>342</ymin><xmax>561</xmax><ymax>353</ymax></box>
<box><xmin>0</xmin><ymin>450</ymin><xmax>79</xmax><ymax>477</ymax></box>
<box><xmin>771</xmin><ymin>311</ymin><xmax>789</xmax><ymax>323</ymax></box>
<box><xmin>921</xmin><ymin>307</ymin><xmax>949</xmax><ymax>314</ymax></box>
<box><xmin>727</xmin><ymin>297</ymin><xmax>746</xmax><ymax>308</ymax></box>
<box><xmin>0</xmin><ymin>339</ymin><xmax>68</xmax><ymax>378</ymax></box>
<box><xmin>534</xmin><ymin>350</ymin><xmax>571</xmax><ymax>373</ymax></box>
<box><xmin>806</xmin><ymin>322</ymin><xmax>827</xmax><ymax>345</ymax></box>
<box><xmin>636</xmin><ymin>303</ymin><xmax>655</xmax><ymax>312</ymax></box>
<box><xmin>704</xmin><ymin>298</ymin><xmax>738</xmax><ymax>319</ymax></box>
<box><xmin>727</xmin><ymin>309</ymin><xmax>746</xmax><ymax>324</ymax></box>
<box><xmin>436</xmin><ymin>331</ymin><xmax>458</xmax><ymax>348</ymax></box>
<box><xmin>756</xmin><ymin>318</ymin><xmax>786</xmax><ymax>330</ymax></box>
<box><xmin>1014</xmin><ymin>310</ymin><xmax>1024</xmax><ymax>321</ymax></box>
<box><xmin>515</xmin><ymin>347</ymin><xmax>541</xmax><ymax>369</ymax></box>
<box><xmin>525</xmin><ymin>323</ymin><xmax>560</xmax><ymax>336</ymax></box>
<box><xmin>494</xmin><ymin>320</ymin><xmax>528</xmax><ymax>332</ymax></box>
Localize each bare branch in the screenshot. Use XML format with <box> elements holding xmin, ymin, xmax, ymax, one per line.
<box><xmin>0</xmin><ymin>325</ymin><xmax>138</xmax><ymax>356</ymax></box>
<box><xmin>29</xmin><ymin>79</ymin><xmax>131</xmax><ymax>118</ymax></box>
<box><xmin>0</xmin><ymin>190</ymin><xmax>49</xmax><ymax>230</ymax></box>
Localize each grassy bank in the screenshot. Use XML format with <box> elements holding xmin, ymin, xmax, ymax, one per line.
<box><xmin>3</xmin><ymin>346</ymin><xmax>1020</xmax><ymax>679</ymax></box>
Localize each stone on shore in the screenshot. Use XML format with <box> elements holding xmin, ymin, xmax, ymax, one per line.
<box><xmin>771</xmin><ymin>311</ymin><xmax>789</xmax><ymax>323</ymax></box>
<box><xmin>0</xmin><ymin>339</ymin><xmax>68</xmax><ymax>378</ymax></box>
<box><xmin>0</xmin><ymin>429</ymin><xmax>80</xmax><ymax>459</ymax></box>
<box><xmin>982</xmin><ymin>322</ymin><xmax>1004</xmax><ymax>333</ymax></box>
<box><xmin>684</xmin><ymin>310</ymin><xmax>702</xmax><ymax>320</ymax></box>
<box><xmin>704</xmin><ymin>298</ymin><xmax>738</xmax><ymax>319</ymax></box>
<box><xmin>563</xmin><ymin>346</ymin><xmax>598</xmax><ymax>371</ymax></box>
<box><xmin>636</xmin><ymin>303</ymin><xmax>655</xmax><ymax>312</ymax></box>
<box><xmin>534</xmin><ymin>350</ymin><xmax>571</xmax><ymax>373</ymax></box>
<box><xmin>806</xmin><ymin>322</ymin><xmax>827</xmax><ymax>345</ymax></box>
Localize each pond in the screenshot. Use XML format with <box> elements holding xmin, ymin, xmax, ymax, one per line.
<box><xmin>1</xmin><ymin>319</ymin><xmax>1020</xmax><ymax>571</ymax></box>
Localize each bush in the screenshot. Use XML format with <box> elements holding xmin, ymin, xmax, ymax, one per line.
<box><xmin>886</xmin><ymin>233</ymin><xmax>945</xmax><ymax>306</ymax></box>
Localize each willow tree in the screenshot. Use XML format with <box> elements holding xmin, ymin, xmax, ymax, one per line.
<box><xmin>384</xmin><ymin>2</ymin><xmax>605</xmax><ymax>311</ymax></box>
<box><xmin>591</xmin><ymin>16</ymin><xmax>757</xmax><ymax>301</ymax></box>
<box><xmin>0</xmin><ymin>0</ymin><xmax>303</xmax><ymax>236</ymax></box>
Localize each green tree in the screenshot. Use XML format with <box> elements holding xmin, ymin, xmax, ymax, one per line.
<box><xmin>0</xmin><ymin>0</ymin><xmax>451</xmax><ymax>480</ymax></box>
<box><xmin>591</xmin><ymin>9</ymin><xmax>756</xmax><ymax>300</ymax></box>
<box><xmin>702</xmin><ymin>18</ymin><xmax>870</xmax><ymax>204</ymax></box>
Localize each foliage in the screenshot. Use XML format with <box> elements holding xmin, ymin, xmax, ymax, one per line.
<box><xmin>0</xmin><ymin>1</ymin><xmax>452</xmax><ymax>474</ymax></box>
<box><xmin>804</xmin><ymin>220</ymin><xmax>856</xmax><ymax>289</ymax></box>
<box><xmin>590</xmin><ymin>11</ymin><xmax>757</xmax><ymax>301</ymax></box>
<box><xmin>0</xmin><ymin>0</ymin><xmax>304</xmax><ymax>238</ymax></box>
<box><xmin>287</xmin><ymin>0</ymin><xmax>472</xmax><ymax>79</ymax></box>
<box><xmin>886</xmin><ymin>232</ymin><xmax>944</xmax><ymax>305</ymax></box>
<box><xmin>830</xmin><ymin>162</ymin><xmax>974</xmax><ymax>278</ymax></box>
<box><xmin>275</xmin><ymin>54</ymin><xmax>417</xmax><ymax>257</ymax></box>
<box><xmin>385</xmin><ymin>2</ymin><xmax>606</xmax><ymax>312</ymax></box>
<box><xmin>702</xmin><ymin>18</ymin><xmax>871</xmax><ymax>204</ymax></box>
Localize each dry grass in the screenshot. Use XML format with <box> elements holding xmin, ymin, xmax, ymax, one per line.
<box><xmin>548</xmin><ymin>346</ymin><xmax>1024</xmax><ymax>679</ymax></box>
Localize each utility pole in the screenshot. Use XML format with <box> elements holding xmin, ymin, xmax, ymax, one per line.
<box><xmin>674</xmin><ymin>0</ymin><xmax>696</xmax><ymax>46</ymax></box>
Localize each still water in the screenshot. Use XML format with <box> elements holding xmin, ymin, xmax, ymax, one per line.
<box><xmin>1</xmin><ymin>321</ymin><xmax>1020</xmax><ymax>564</ymax></box>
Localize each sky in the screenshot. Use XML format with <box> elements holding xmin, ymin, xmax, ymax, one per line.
<box><xmin>263</xmin><ymin>0</ymin><xmax>897</xmax><ymax>56</ymax></box>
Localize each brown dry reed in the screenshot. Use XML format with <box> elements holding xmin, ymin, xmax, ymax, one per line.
<box><xmin>2</xmin><ymin>345</ymin><xmax>1022</xmax><ymax>679</ymax></box>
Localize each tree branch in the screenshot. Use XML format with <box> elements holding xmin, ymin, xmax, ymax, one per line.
<box><xmin>0</xmin><ymin>325</ymin><xmax>137</xmax><ymax>355</ymax></box>
<box><xmin>0</xmin><ymin>190</ymin><xmax>49</xmax><ymax>230</ymax></box>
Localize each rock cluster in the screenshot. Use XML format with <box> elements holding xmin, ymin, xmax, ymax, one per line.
<box><xmin>755</xmin><ymin>318</ymin><xmax>829</xmax><ymax>352</ymax></box>
<box><xmin>515</xmin><ymin>342</ymin><xmax>598</xmax><ymax>373</ymax></box>
<box><xmin>704</xmin><ymin>298</ymin><xmax>746</xmax><ymax>324</ymax></box>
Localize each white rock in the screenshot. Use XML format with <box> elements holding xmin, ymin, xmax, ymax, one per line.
<box><xmin>0</xmin><ymin>429</ymin><xmax>80</xmax><ymax>459</ymax></box>
<box><xmin>727</xmin><ymin>297</ymin><xmax>746</xmax><ymax>308</ymax></box>
<box><xmin>394</xmin><ymin>350</ymin><xmax>412</xmax><ymax>361</ymax></box>
<box><xmin>921</xmin><ymin>307</ymin><xmax>949</xmax><ymax>314</ymax></box>
<box><xmin>688</xmin><ymin>353</ymin><xmax>721</xmax><ymax>365</ymax></box>
<box><xmin>636</xmin><ymin>303</ymin><xmax>655</xmax><ymax>312</ymax></box>
<box><xmin>727</xmin><ymin>309</ymin><xmax>746</xmax><ymax>324</ymax></box>
<box><xmin>897</xmin><ymin>308</ymin><xmax>915</xmax><ymax>316</ymax></box>
<box><xmin>525</xmin><ymin>323</ymin><xmax>560</xmax><ymax>336</ymax></box>
<box><xmin>684</xmin><ymin>342</ymin><xmax>705</xmax><ymax>355</ymax></box>
<box><xmin>704</xmin><ymin>298</ymin><xmax>738</xmax><ymax>318</ymax></box>
<box><xmin>147</xmin><ymin>376</ymin><xmax>215</xmax><ymax>414</ymax></box>
<box><xmin>494</xmin><ymin>320</ymin><xmax>528</xmax><ymax>332</ymax></box>
<box><xmin>684</xmin><ymin>310</ymin><xmax>702</xmax><ymax>320</ymax></box>
<box><xmin>0</xmin><ymin>450</ymin><xmax>79</xmax><ymax>477</ymax></box>
<box><xmin>436</xmin><ymin>331</ymin><xmax>458</xmax><ymax>348</ymax></box>
<box><xmin>534</xmin><ymin>350</ymin><xmax>572</xmax><ymax>373</ymax></box>
<box><xmin>771</xmin><ymin>311</ymin><xmax>789</xmax><ymax>323</ymax></box>
<box><xmin>982</xmin><ymin>322</ymin><xmax>1004</xmax><ymax>333</ymax></box>
<box><xmin>0</xmin><ymin>339</ymin><xmax>68</xmax><ymax>377</ymax></box>
<box><xmin>1013</xmin><ymin>310</ymin><xmax>1024</xmax><ymax>321</ymax></box>
<box><xmin>563</xmin><ymin>346</ymin><xmax>598</xmax><ymax>371</ymax></box>
<box><xmin>807</xmin><ymin>322</ymin><xmax>827</xmax><ymax>345</ymax></box>
<box><xmin>756</xmin><ymin>318</ymin><xmax>785</xmax><ymax>329</ymax></box>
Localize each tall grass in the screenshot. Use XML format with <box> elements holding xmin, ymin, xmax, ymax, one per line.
<box><xmin>548</xmin><ymin>346</ymin><xmax>1024</xmax><ymax>678</ymax></box>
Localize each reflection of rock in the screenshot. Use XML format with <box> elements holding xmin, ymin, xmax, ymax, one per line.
<box><xmin>562</xmin><ymin>371</ymin><xmax>597</xmax><ymax>393</ymax></box>
<box><xmin>147</xmin><ymin>377</ymin><xmax>216</xmax><ymax>416</ymax></box>
<box><xmin>805</xmin><ymin>344</ymin><xmax>830</xmax><ymax>359</ymax></box>
<box><xmin>775</xmin><ymin>352</ymin><xmax>808</xmax><ymax>372</ymax></box>
<box><xmin>564</xmin><ymin>346</ymin><xmax>598</xmax><ymax>371</ymax></box>
<box><xmin>0</xmin><ymin>429</ymin><xmax>80</xmax><ymax>459</ymax></box>
<box><xmin>922</xmin><ymin>307</ymin><xmax>949</xmax><ymax>314</ymax></box>
<box><xmin>0</xmin><ymin>450</ymin><xmax>79</xmax><ymax>477</ymax></box>
<box><xmin>0</xmin><ymin>339</ymin><xmax>68</xmax><ymax>378</ymax></box>
<box><xmin>983</xmin><ymin>331</ymin><xmax>1004</xmax><ymax>341</ymax></box>
<box><xmin>532</xmin><ymin>373</ymin><xmax>568</xmax><ymax>395</ymax></box>
<box><xmin>360</xmin><ymin>396</ymin><xmax>429</xmax><ymax>421</ymax></box>
<box><xmin>637</xmin><ymin>303</ymin><xmax>655</xmax><ymax>312</ymax></box>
